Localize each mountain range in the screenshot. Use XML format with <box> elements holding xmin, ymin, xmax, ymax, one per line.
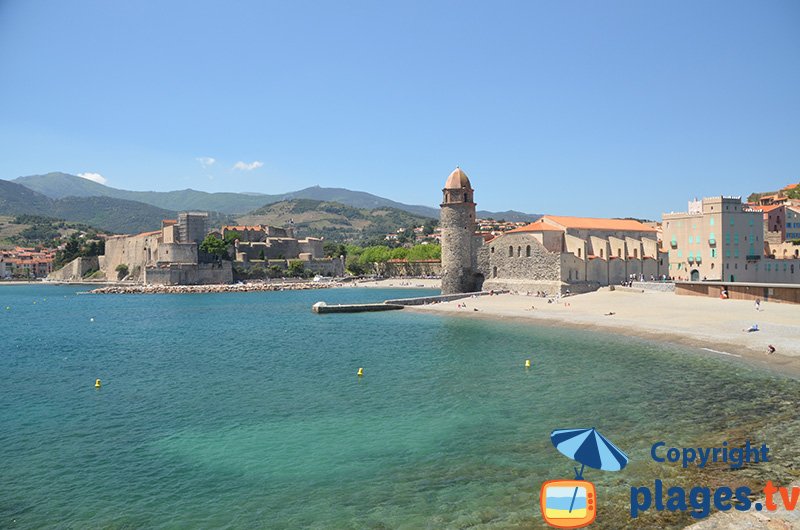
<box><xmin>12</xmin><ymin>172</ymin><xmax>540</xmax><ymax>221</ymax></box>
<box><xmin>1</xmin><ymin>172</ymin><xmax>541</xmax><ymax>236</ymax></box>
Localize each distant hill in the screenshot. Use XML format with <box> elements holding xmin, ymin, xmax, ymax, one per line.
<box><xmin>12</xmin><ymin>172</ymin><xmax>541</xmax><ymax>220</ymax></box>
<box><xmin>476</xmin><ymin>210</ymin><xmax>541</xmax><ymax>222</ymax></box>
<box><xmin>0</xmin><ymin>178</ymin><xmax>53</xmax><ymax>214</ymax></box>
<box><xmin>1</xmin><ymin>178</ymin><xmax>228</xmax><ymax>233</ymax></box>
<box><xmin>14</xmin><ymin>173</ymin><xmax>269</xmax><ymax>214</ymax></box>
<box><xmin>237</xmin><ymin>199</ymin><xmax>434</xmax><ymax>242</ymax></box>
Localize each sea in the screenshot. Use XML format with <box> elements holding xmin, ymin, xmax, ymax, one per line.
<box><xmin>2</xmin><ymin>285</ymin><xmax>799</xmax><ymax>529</ymax></box>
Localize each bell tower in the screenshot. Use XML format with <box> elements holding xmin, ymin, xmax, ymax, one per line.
<box><xmin>440</xmin><ymin>167</ymin><xmax>478</xmax><ymax>294</ymax></box>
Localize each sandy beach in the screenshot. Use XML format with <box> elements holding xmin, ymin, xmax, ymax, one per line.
<box><xmin>352</xmin><ymin>278</ymin><xmax>441</xmax><ymax>289</ymax></box>
<box><xmin>410</xmin><ymin>288</ymin><xmax>800</xmax><ymax>378</ymax></box>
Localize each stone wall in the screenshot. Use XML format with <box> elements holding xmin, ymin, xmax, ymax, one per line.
<box><xmin>484</xmin><ymin>233</ymin><xmax>561</xmax><ymax>282</ymax></box>
<box><xmin>383</xmin><ymin>260</ymin><xmax>442</xmax><ymax>277</ymax></box>
<box><xmin>631</xmin><ymin>281</ymin><xmax>676</xmax><ymax>292</ymax></box>
<box><xmin>144</xmin><ymin>262</ymin><xmax>232</xmax><ymax>285</ymax></box>
<box><xmin>157</xmin><ymin>243</ymin><xmax>197</xmax><ymax>264</ymax></box>
<box><xmin>481</xmin><ymin>233</ymin><xmax>563</xmax><ymax>293</ymax></box>
<box><xmin>47</xmin><ymin>256</ymin><xmax>100</xmax><ymax>281</ymax></box>
<box><xmin>103</xmin><ymin>233</ymin><xmax>160</xmax><ymax>281</ymax></box>
<box><xmin>440</xmin><ymin>202</ymin><xmax>477</xmax><ymax>294</ymax></box>
<box><xmin>234</xmin><ymin>257</ymin><xmax>344</xmax><ymax>277</ymax></box>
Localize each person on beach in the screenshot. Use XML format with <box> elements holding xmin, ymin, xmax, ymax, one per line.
<box><xmin>755</xmin><ymin>299</ymin><xmax>761</xmax><ymax>311</ymax></box>
<box><xmin>745</xmin><ymin>324</ymin><xmax>759</xmax><ymax>333</ymax></box>
<box><xmin>767</xmin><ymin>345</ymin><xmax>776</xmax><ymax>355</ymax></box>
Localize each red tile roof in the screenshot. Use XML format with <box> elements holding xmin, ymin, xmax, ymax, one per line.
<box><xmin>506</xmin><ymin>220</ymin><xmax>564</xmax><ymax>233</ymax></box>
<box><xmin>751</xmin><ymin>204</ymin><xmax>784</xmax><ymax>213</ymax></box>
<box><xmin>542</xmin><ymin>215</ymin><xmax>657</xmax><ymax>232</ymax></box>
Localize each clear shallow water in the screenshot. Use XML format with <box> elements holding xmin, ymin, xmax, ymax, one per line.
<box><xmin>1</xmin><ymin>285</ymin><xmax>800</xmax><ymax>529</ymax></box>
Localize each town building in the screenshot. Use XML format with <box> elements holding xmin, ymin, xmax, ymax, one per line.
<box><xmin>662</xmin><ymin>197</ymin><xmax>800</xmax><ymax>283</ymax></box>
<box><xmin>480</xmin><ymin>216</ymin><xmax>666</xmax><ymax>294</ymax></box>
<box><xmin>0</xmin><ymin>247</ymin><xmax>56</xmax><ymax>279</ymax></box>
<box><xmin>438</xmin><ymin>167</ymin><xmax>667</xmax><ymax>295</ymax></box>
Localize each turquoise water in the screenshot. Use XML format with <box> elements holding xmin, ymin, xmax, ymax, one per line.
<box><xmin>2</xmin><ymin>285</ymin><xmax>800</xmax><ymax>529</ymax></box>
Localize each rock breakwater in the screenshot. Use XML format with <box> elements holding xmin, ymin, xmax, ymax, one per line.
<box><xmin>91</xmin><ymin>282</ymin><xmax>342</xmax><ymax>295</ymax></box>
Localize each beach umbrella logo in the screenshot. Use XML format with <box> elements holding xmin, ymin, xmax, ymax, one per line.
<box><xmin>540</xmin><ymin>428</ymin><xmax>629</xmax><ymax>529</ymax></box>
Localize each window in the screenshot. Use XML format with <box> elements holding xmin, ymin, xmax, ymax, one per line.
<box><xmin>600</xmin><ymin>249</ymin><xmax>604</xmax><ymax>258</ymax></box>
<box><xmin>492</xmin><ymin>266</ymin><xmax>497</xmax><ymax>278</ymax></box>
<box><xmin>711</xmin><ymin>249</ymin><xmax>717</xmax><ymax>258</ymax></box>
<box><xmin>577</xmin><ymin>248</ymin><xmax>582</xmax><ymax>258</ymax></box>
<box><xmin>517</xmin><ymin>246</ymin><xmax>521</xmax><ymax>257</ymax></box>
<box><xmin>734</xmin><ymin>233</ymin><xmax>739</xmax><ymax>244</ymax></box>
<box><xmin>633</xmin><ymin>248</ymin><xmax>638</xmax><ymax>258</ymax></box>
<box><xmin>508</xmin><ymin>246</ymin><xmax>513</xmax><ymax>257</ymax></box>
<box><xmin>491</xmin><ymin>247</ymin><xmax>495</xmax><ymax>254</ymax></box>
<box><xmin>526</xmin><ymin>245</ymin><xmax>531</xmax><ymax>257</ymax></box>
<box><xmin>725</xmin><ymin>233</ymin><xmax>730</xmax><ymax>244</ymax></box>
<box><xmin>710</xmin><ymin>217</ymin><xmax>715</xmax><ymax>226</ymax></box>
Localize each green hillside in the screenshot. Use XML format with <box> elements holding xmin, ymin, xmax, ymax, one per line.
<box><xmin>1</xmin><ymin>178</ymin><xmax>232</xmax><ymax>234</ymax></box>
<box><xmin>237</xmin><ymin>199</ymin><xmax>435</xmax><ymax>242</ymax></box>
<box><xmin>13</xmin><ymin>173</ymin><xmax>269</xmax><ymax>214</ymax></box>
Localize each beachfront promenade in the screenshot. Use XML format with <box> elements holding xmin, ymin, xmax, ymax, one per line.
<box><xmin>409</xmin><ymin>288</ymin><xmax>800</xmax><ymax>376</ymax></box>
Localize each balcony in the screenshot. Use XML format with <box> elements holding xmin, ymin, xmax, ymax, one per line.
<box><xmin>746</xmin><ymin>255</ymin><xmax>761</xmax><ymax>261</ymax></box>
<box><xmin>670</xmin><ymin>238</ymin><xmax>678</xmax><ymax>248</ymax></box>
<box><xmin>708</xmin><ymin>237</ymin><xmax>716</xmax><ymax>245</ymax></box>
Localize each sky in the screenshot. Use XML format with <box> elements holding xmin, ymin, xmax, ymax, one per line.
<box><xmin>0</xmin><ymin>0</ymin><xmax>798</xmax><ymax>218</ymax></box>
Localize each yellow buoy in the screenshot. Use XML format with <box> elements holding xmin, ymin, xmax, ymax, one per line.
<box><xmin>525</xmin><ymin>359</ymin><xmax>531</xmax><ymax>368</ymax></box>
<box><xmin>95</xmin><ymin>379</ymin><xmax>102</xmax><ymax>388</ymax></box>
<box><xmin>357</xmin><ymin>367</ymin><xmax>363</xmax><ymax>377</ymax></box>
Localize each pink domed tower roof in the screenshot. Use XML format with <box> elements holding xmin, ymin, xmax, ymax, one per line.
<box><xmin>444</xmin><ymin>167</ymin><xmax>472</xmax><ymax>189</ymax></box>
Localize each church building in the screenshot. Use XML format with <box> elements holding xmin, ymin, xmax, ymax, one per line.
<box><xmin>439</xmin><ymin>168</ymin><xmax>669</xmax><ymax>295</ymax></box>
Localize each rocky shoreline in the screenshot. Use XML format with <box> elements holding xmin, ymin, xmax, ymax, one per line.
<box><xmin>90</xmin><ymin>281</ymin><xmax>343</xmax><ymax>295</ymax></box>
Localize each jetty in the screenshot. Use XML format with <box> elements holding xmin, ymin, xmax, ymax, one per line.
<box><xmin>312</xmin><ymin>301</ymin><xmax>404</xmax><ymax>314</ymax></box>
<box><xmin>311</xmin><ymin>291</ymin><xmax>505</xmax><ymax>314</ymax></box>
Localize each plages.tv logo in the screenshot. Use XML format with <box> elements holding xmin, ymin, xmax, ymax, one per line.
<box><xmin>540</xmin><ymin>428</ymin><xmax>630</xmax><ymax>529</ymax></box>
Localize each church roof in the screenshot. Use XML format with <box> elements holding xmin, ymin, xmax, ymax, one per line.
<box><xmin>444</xmin><ymin>167</ymin><xmax>471</xmax><ymax>189</ymax></box>
<box><xmin>542</xmin><ymin>215</ymin><xmax>657</xmax><ymax>232</ymax></box>
<box><xmin>506</xmin><ymin>220</ymin><xmax>563</xmax><ymax>233</ymax></box>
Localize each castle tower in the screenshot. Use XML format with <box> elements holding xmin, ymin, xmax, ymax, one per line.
<box><xmin>440</xmin><ymin>167</ymin><xmax>478</xmax><ymax>294</ymax></box>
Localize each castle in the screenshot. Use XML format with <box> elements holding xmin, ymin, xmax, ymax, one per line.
<box><xmin>50</xmin><ymin>212</ymin><xmax>233</xmax><ymax>285</ymax></box>
<box><xmin>439</xmin><ymin>168</ymin><xmax>669</xmax><ymax>295</ymax></box>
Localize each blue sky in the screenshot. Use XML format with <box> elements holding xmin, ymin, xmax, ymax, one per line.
<box><xmin>0</xmin><ymin>1</ymin><xmax>797</xmax><ymax>218</ymax></box>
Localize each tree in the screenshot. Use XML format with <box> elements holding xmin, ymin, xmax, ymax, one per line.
<box><xmin>345</xmin><ymin>255</ymin><xmax>366</xmax><ymax>275</ymax></box>
<box><xmin>287</xmin><ymin>260</ymin><xmax>306</xmax><ymax>277</ymax></box>
<box><xmin>407</xmin><ymin>243</ymin><xmax>441</xmax><ymax>261</ymax></box>
<box><xmin>115</xmin><ymin>263</ymin><xmax>129</xmax><ymax>280</ymax></box>
<box><xmin>390</xmin><ymin>247</ymin><xmax>409</xmax><ymax>260</ymax></box>
<box><xmin>200</xmin><ymin>234</ymin><xmax>229</xmax><ymax>260</ymax></box>
<box><xmin>324</xmin><ymin>242</ymin><xmax>347</xmax><ymax>258</ymax></box>
<box><xmin>223</xmin><ymin>230</ymin><xmax>241</xmax><ymax>245</ymax></box>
